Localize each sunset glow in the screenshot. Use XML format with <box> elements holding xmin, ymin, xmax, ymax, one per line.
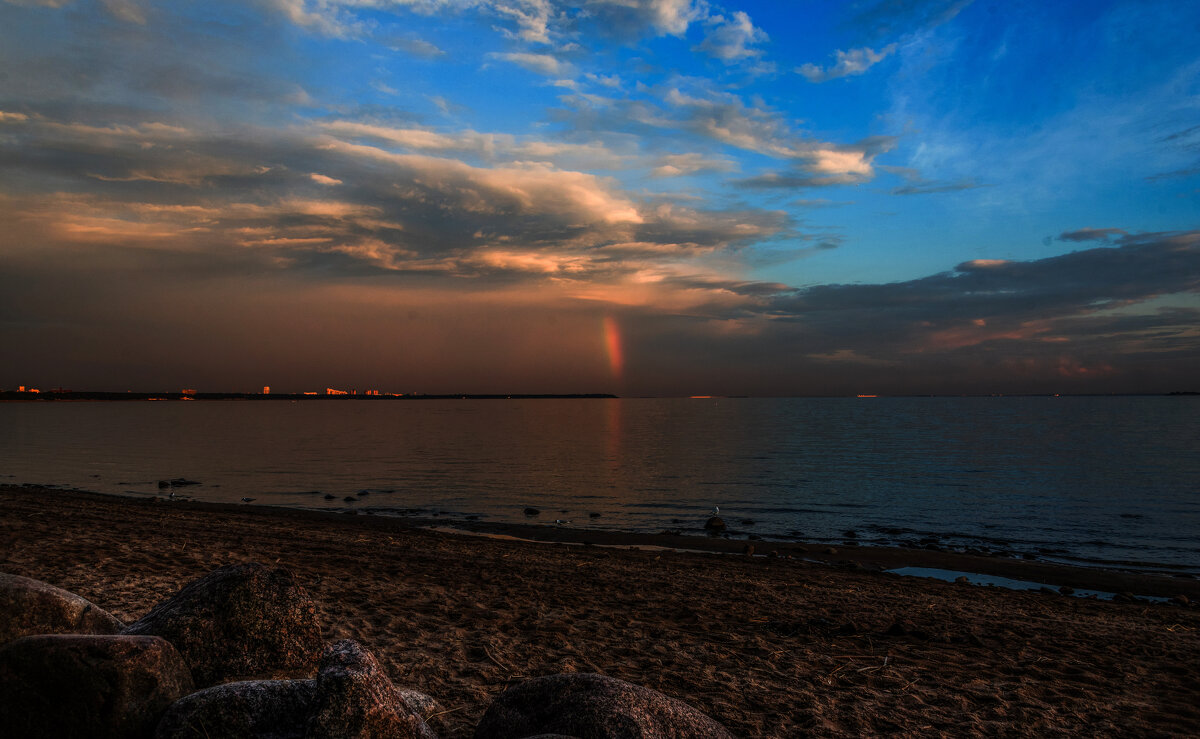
<box><xmin>603</xmin><ymin>316</ymin><xmax>624</xmax><ymax>381</ymax></box>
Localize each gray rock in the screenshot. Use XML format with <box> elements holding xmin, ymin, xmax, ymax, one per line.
<box><xmin>155</xmin><ymin>678</ymin><xmax>319</xmax><ymax>739</ymax></box>
<box><xmin>473</xmin><ymin>673</ymin><xmax>733</xmax><ymax>739</ymax></box>
<box><xmin>0</xmin><ymin>633</ymin><xmax>194</xmax><ymax>739</ymax></box>
<box><xmin>0</xmin><ymin>572</ymin><xmax>124</xmax><ymax>645</ymax></box>
<box><xmin>124</xmin><ymin>563</ymin><xmax>323</xmax><ymax>686</ymax></box>
<box><xmin>703</xmin><ymin>516</ymin><xmax>725</xmax><ymax>532</ymax></box>
<box><xmin>307</xmin><ymin>639</ymin><xmax>437</xmax><ymax>738</ymax></box>
<box><xmin>156</xmin><ymin>642</ymin><xmax>440</xmax><ymax>738</ymax></box>
<box><xmin>397</xmin><ymin>688</ymin><xmax>442</xmax><ymax>720</ymax></box>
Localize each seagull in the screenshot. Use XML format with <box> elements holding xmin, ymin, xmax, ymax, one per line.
<box><xmin>241</xmin><ymin>497</ymin><xmax>255</xmax><ymax>503</ymax></box>
<box><xmin>555</xmin><ymin>519</ymin><xmax>570</xmax><ymax>525</ymax></box>
<box><xmin>711</xmin><ymin>505</ymin><xmax>720</xmax><ymax>516</ymax></box>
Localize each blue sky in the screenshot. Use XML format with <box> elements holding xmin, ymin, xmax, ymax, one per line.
<box><xmin>1</xmin><ymin>0</ymin><xmax>1198</xmax><ymax>394</ymax></box>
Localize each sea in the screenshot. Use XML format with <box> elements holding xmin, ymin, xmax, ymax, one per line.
<box><xmin>2</xmin><ymin>396</ymin><xmax>1198</xmax><ymax>573</ymax></box>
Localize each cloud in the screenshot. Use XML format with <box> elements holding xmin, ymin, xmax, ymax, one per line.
<box><xmin>257</xmin><ymin>0</ymin><xmax>715</xmax><ymax>49</ymax></box>
<box><xmin>554</xmin><ymin>76</ymin><xmax>902</xmax><ymax>184</ymax></box>
<box><xmin>1145</xmin><ymin>165</ymin><xmax>1200</xmax><ymax>182</ymax></box>
<box><xmin>265</xmin><ymin>0</ymin><xmax>361</xmax><ymax>38</ymax></box>
<box><xmin>388</xmin><ymin>36</ymin><xmax>446</xmax><ymax>58</ymax></box>
<box><xmin>486</xmin><ymin>51</ymin><xmax>572</xmax><ymax>76</ymax></box>
<box><xmin>791</xmin><ymin>198</ymin><xmax>850</xmax><ymax>209</ymax></box>
<box><xmin>261</xmin><ymin>0</ymin><xmax>480</xmax><ymax>39</ymax></box>
<box><xmin>650</xmin><ymin>152</ymin><xmax>737</xmax><ymax>177</ymax></box>
<box><xmin>100</xmin><ymin>0</ymin><xmax>146</xmax><ymax>24</ymax></box>
<box><xmin>625</xmin><ymin>230</ymin><xmax>1200</xmax><ymax>394</ymax></box>
<box><xmin>321</xmin><ymin>121</ymin><xmax>468</xmax><ymax>151</ymax></box>
<box><xmin>769</xmin><ymin>231</ymin><xmax>1200</xmax><ymax>348</ymax></box>
<box><xmin>582</xmin><ymin>0</ymin><xmax>707</xmax><ymax>37</ymax></box>
<box><xmin>557</xmin><ymin>80</ymin><xmax>903</xmax><ymax>184</ymax></box>
<box><xmin>1</xmin><ymin>109</ymin><xmax>794</xmax><ymax>294</ymax></box>
<box><xmin>490</xmin><ymin>0</ymin><xmax>555</xmax><ymax>43</ymax></box>
<box><xmin>1058</xmin><ymin>227</ymin><xmax>1127</xmax><ymax>242</ymax></box>
<box><xmin>371</xmin><ymin>80</ymin><xmax>400</xmax><ymax>95</ymax></box>
<box><xmin>585</xmin><ymin>73</ymin><xmax>622</xmax><ymax>89</ymax></box>
<box><xmin>694</xmin><ymin>11</ymin><xmax>768</xmax><ymax>62</ymax></box>
<box><xmin>318</xmin><ymin>119</ymin><xmax>630</xmax><ymax>169</ymax></box>
<box><xmin>2</xmin><ymin>0</ymin><xmax>74</xmax><ymax>6</ymax></box>
<box><xmin>890</xmin><ymin>178</ymin><xmax>984</xmax><ymax>195</ymax></box>
<box><xmin>798</xmin><ymin>44</ymin><xmax>897</xmax><ymax>83</ymax></box>
<box><xmin>656</xmin><ymin>85</ymin><xmax>806</xmax><ymax>158</ymax></box>
<box><xmin>1157</xmin><ymin>123</ymin><xmax>1200</xmax><ymax>144</ymax></box>
<box><xmin>849</xmin><ymin>0</ymin><xmax>974</xmax><ymax>38</ymax></box>
<box><xmin>736</xmin><ymin>172</ymin><xmax>857</xmax><ymax>189</ymax></box>
<box><xmin>736</xmin><ymin>136</ymin><xmax>898</xmax><ymax>189</ymax></box>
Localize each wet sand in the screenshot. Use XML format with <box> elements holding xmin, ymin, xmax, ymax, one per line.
<box><xmin>3</xmin><ymin>484</ymin><xmax>1199</xmax><ymax>737</ymax></box>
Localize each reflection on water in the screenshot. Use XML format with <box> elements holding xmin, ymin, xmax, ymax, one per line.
<box><xmin>1</xmin><ymin>397</ymin><xmax>1198</xmax><ymax>570</ymax></box>
<box><xmin>884</xmin><ymin>567</ymin><xmax>1168</xmax><ymax>601</ymax></box>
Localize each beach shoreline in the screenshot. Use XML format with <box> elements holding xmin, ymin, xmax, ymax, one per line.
<box><xmin>3</xmin><ymin>484</ymin><xmax>1199</xmax><ymax>736</ymax></box>
<box><xmin>11</xmin><ymin>484</ymin><xmax>1198</xmax><ymax>599</ymax></box>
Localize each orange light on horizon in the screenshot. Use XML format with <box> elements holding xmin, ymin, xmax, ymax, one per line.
<box><xmin>603</xmin><ymin>315</ymin><xmax>623</xmax><ymax>380</ymax></box>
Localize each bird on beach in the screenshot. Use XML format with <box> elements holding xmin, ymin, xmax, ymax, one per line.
<box><xmin>555</xmin><ymin>519</ymin><xmax>570</xmax><ymax>525</ymax></box>
<box><xmin>711</xmin><ymin>505</ymin><xmax>720</xmax><ymax>516</ymax></box>
<box><xmin>241</xmin><ymin>497</ymin><xmax>255</xmax><ymax>503</ymax></box>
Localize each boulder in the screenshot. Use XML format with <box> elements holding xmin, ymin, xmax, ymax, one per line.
<box><xmin>0</xmin><ymin>633</ymin><xmax>194</xmax><ymax>739</ymax></box>
<box><xmin>0</xmin><ymin>572</ymin><xmax>124</xmax><ymax>645</ymax></box>
<box><xmin>473</xmin><ymin>673</ymin><xmax>733</xmax><ymax>739</ymax></box>
<box><xmin>155</xmin><ymin>678</ymin><xmax>318</xmax><ymax>739</ymax></box>
<box><xmin>156</xmin><ymin>641</ymin><xmax>438</xmax><ymax>738</ymax></box>
<box><xmin>123</xmin><ymin>563</ymin><xmax>323</xmax><ymax>686</ymax></box>
<box><xmin>307</xmin><ymin>639</ymin><xmax>437</xmax><ymax>738</ymax></box>
<box><xmin>703</xmin><ymin>517</ymin><xmax>725</xmax><ymax>532</ymax></box>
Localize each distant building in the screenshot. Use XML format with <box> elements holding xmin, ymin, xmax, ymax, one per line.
<box><xmin>325</xmin><ymin>387</ymin><xmax>348</xmax><ymax>395</ymax></box>
<box><xmin>181</xmin><ymin>388</ymin><xmax>196</xmax><ymax>396</ymax></box>
<box><xmin>262</xmin><ymin>386</ymin><xmax>270</xmax><ymax>395</ymax></box>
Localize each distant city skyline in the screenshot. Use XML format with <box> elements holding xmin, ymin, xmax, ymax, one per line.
<box><xmin>1</xmin><ymin>0</ymin><xmax>1197</xmax><ymax>395</ymax></box>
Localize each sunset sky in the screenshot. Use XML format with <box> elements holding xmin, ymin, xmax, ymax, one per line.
<box><xmin>2</xmin><ymin>0</ymin><xmax>1198</xmax><ymax>395</ymax></box>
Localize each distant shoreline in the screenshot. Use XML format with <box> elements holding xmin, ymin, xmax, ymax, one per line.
<box><xmin>2</xmin><ymin>391</ymin><xmax>1196</xmax><ymax>401</ymax></box>
<box><xmin>0</xmin><ymin>391</ymin><xmax>620</xmax><ymax>402</ymax></box>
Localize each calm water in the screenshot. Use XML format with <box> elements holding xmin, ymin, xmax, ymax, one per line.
<box><xmin>2</xmin><ymin>397</ymin><xmax>1198</xmax><ymax>572</ymax></box>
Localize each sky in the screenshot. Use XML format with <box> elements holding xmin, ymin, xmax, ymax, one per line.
<box><xmin>1</xmin><ymin>0</ymin><xmax>1198</xmax><ymax>396</ymax></box>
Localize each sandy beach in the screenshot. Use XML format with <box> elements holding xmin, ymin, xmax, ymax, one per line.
<box><xmin>2</xmin><ymin>484</ymin><xmax>1198</xmax><ymax>737</ymax></box>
